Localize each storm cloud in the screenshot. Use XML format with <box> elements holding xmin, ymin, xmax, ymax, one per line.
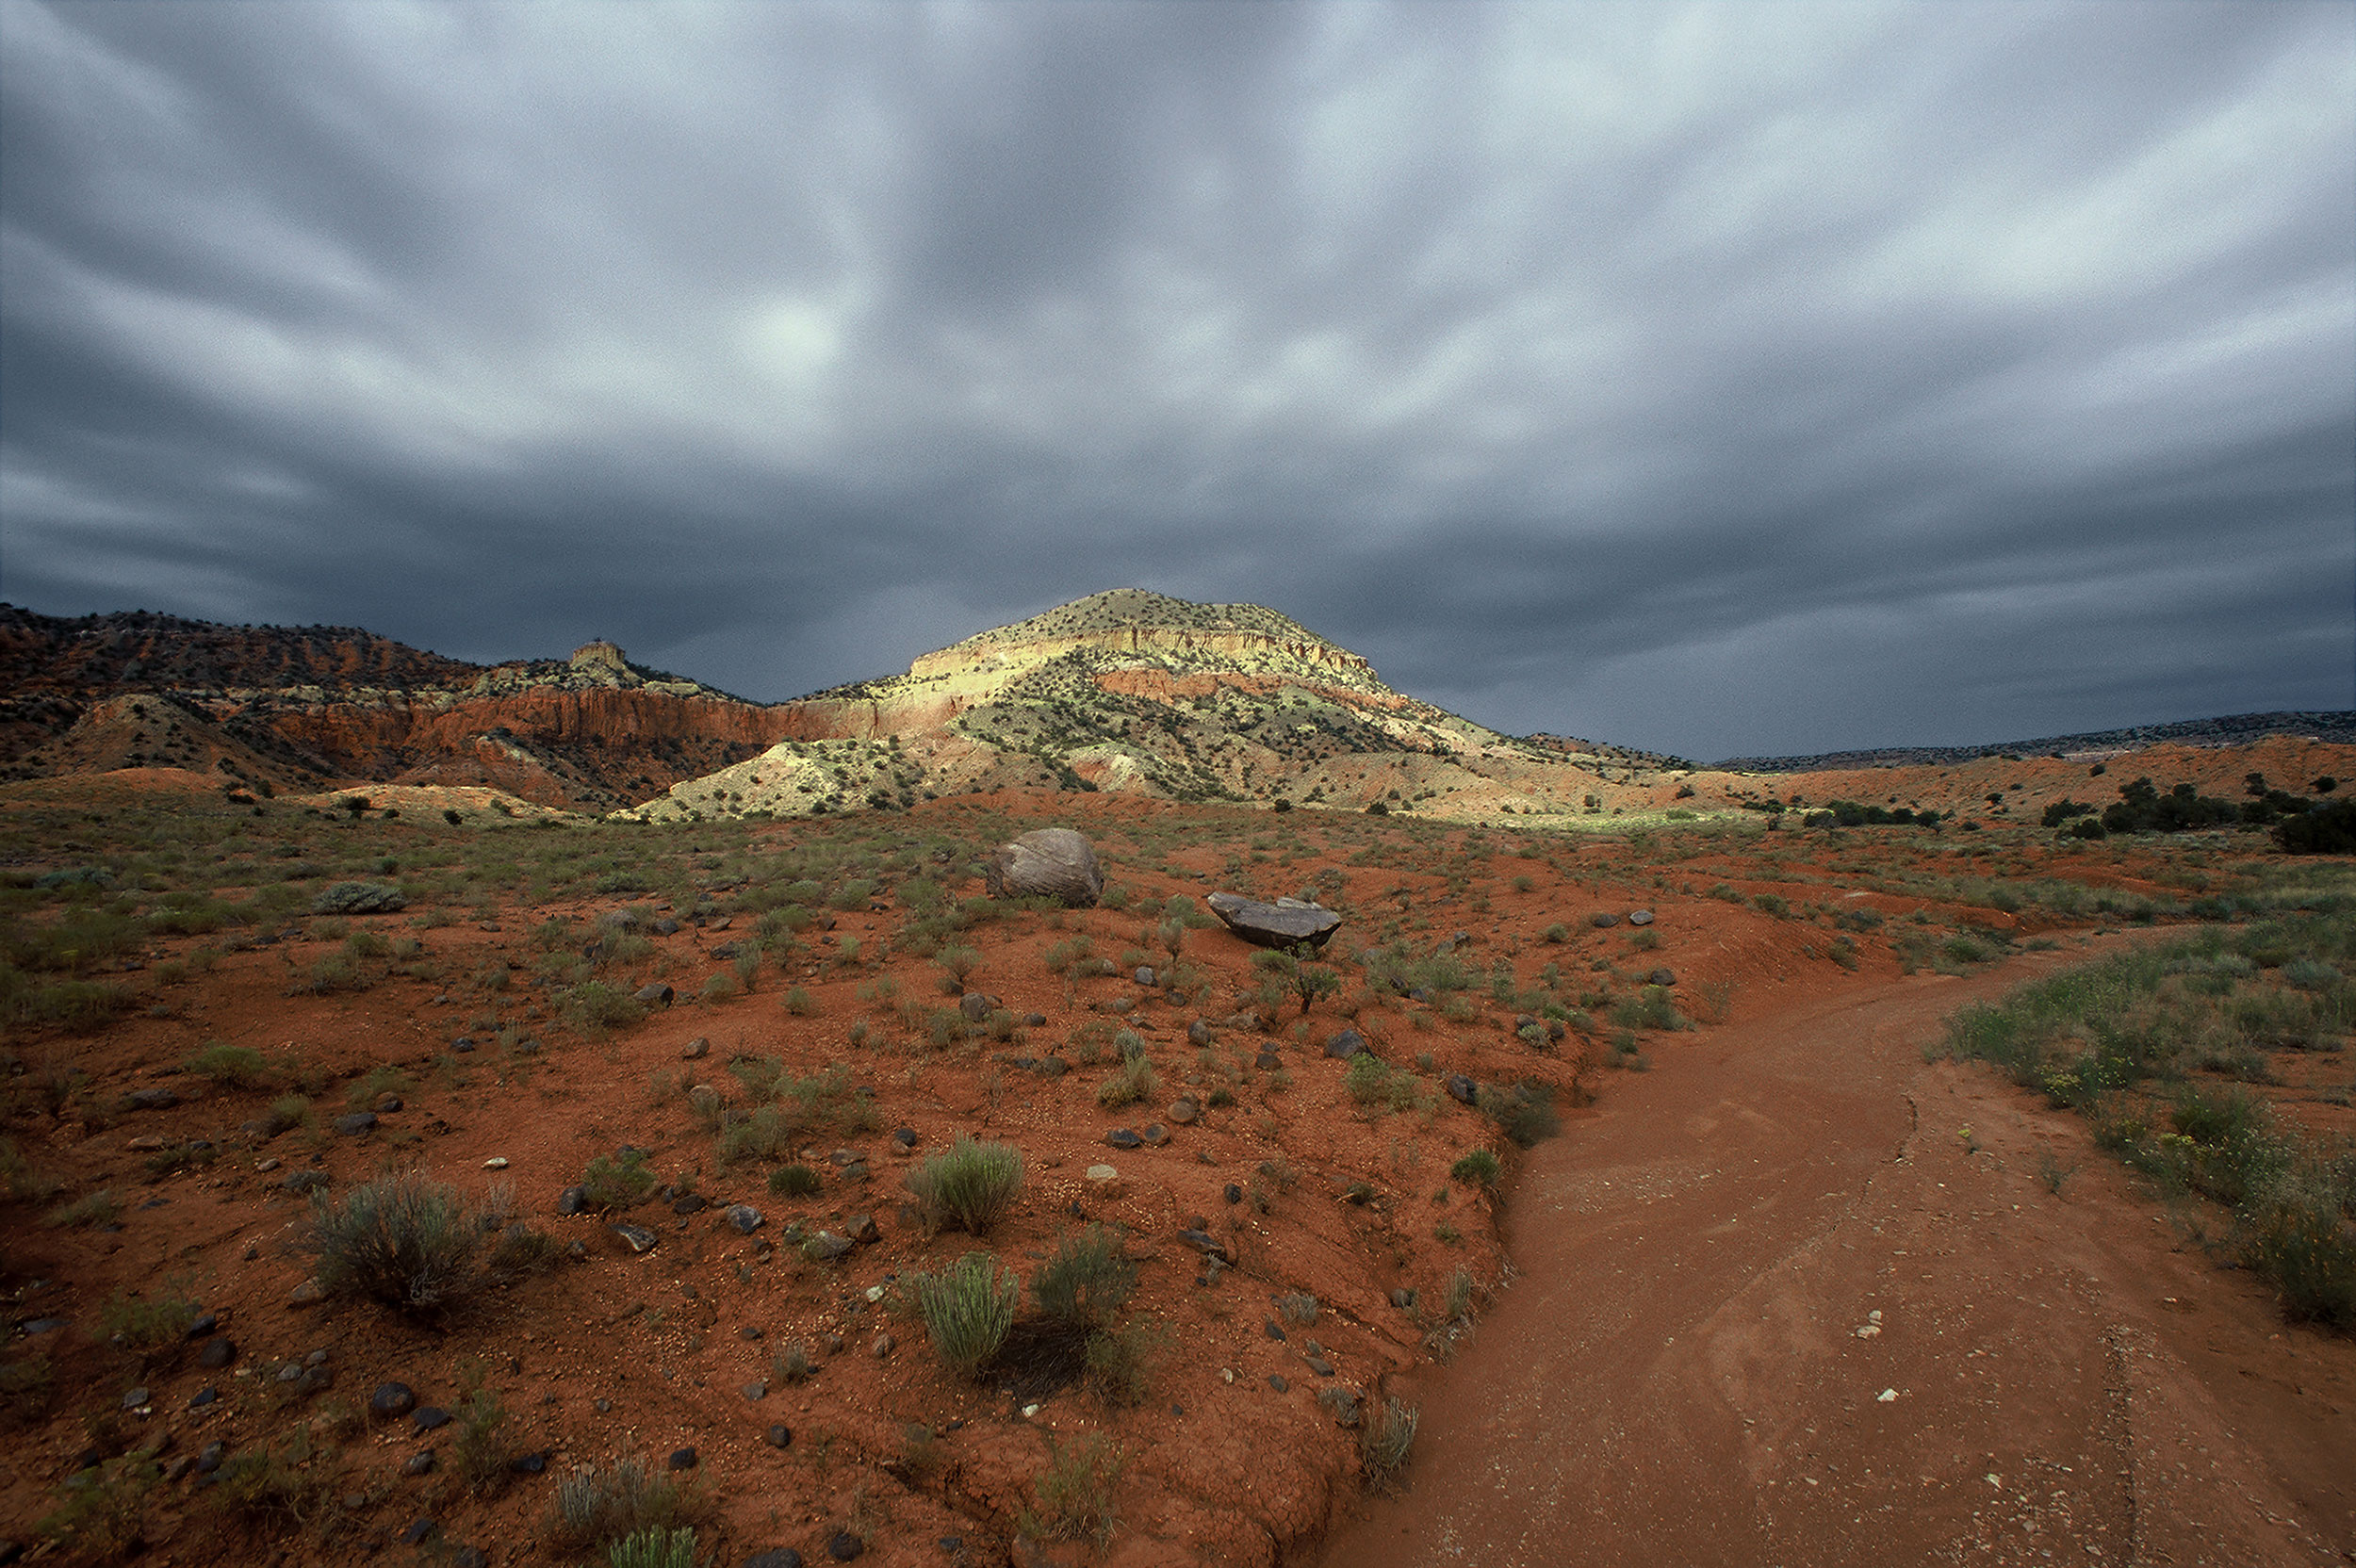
<box><xmin>3</xmin><ymin>0</ymin><xmax>2348</xmax><ymax>758</ymax></box>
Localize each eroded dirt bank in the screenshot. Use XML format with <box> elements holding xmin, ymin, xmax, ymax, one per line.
<box><xmin>1315</xmin><ymin>948</ymin><xmax>2356</xmax><ymax>1568</ymax></box>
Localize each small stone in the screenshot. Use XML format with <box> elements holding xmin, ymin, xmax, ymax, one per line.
<box><xmin>185</xmin><ymin>1312</ymin><xmax>218</xmax><ymax>1339</ymax></box>
<box><xmin>403</xmin><ymin>1449</ymin><xmax>436</xmax><ymax>1476</ymax></box>
<box><xmin>764</xmin><ymin>1424</ymin><xmax>794</xmax><ymax>1448</ymax></box>
<box><xmin>1104</xmin><ymin>1128</ymin><xmax>1142</xmax><ymax>1151</ymax></box>
<box><xmin>871</xmin><ymin>1332</ymin><xmax>892</xmax><ymax>1358</ymax></box>
<box><xmin>121</xmin><ymin>1386</ymin><xmax>149</xmax><ymax>1411</ymax></box>
<box><xmin>510</xmin><ymin>1450</ymin><xmax>549</xmax><ymax>1475</ymax></box>
<box><xmin>845</xmin><ymin>1213</ymin><xmax>881</xmax><ymax>1245</ymax></box>
<box><xmin>410</xmin><ymin>1405</ymin><xmax>450</xmax><ymax>1431</ymax></box>
<box><xmin>198</xmin><ymin>1337</ymin><xmax>237</xmax><ymax>1369</ymax></box>
<box><xmin>1322</xmin><ymin>1031</ymin><xmax>1365</xmax><ymax>1059</ymax></box>
<box><xmin>1134</xmin><ymin>966</ymin><xmax>1157</xmax><ymax>987</ymax></box>
<box><xmin>726</xmin><ymin>1204</ymin><xmax>763</xmax><ymax>1234</ymax></box>
<box><xmin>610</xmin><ymin>1224</ymin><xmax>659</xmax><ymax>1254</ymax></box>
<box><xmin>743</xmin><ymin>1381</ymin><xmax>767</xmax><ymax>1401</ymax></box>
<box><xmin>1187</xmin><ymin>1020</ymin><xmax>1215</xmax><ymax>1047</ymax></box>
<box><xmin>802</xmin><ymin>1233</ymin><xmax>854</xmax><ymax>1264</ymax></box>
<box><xmin>1268</xmin><ymin>1374</ymin><xmax>1289</xmax><ymax>1393</ymax></box>
<box><xmin>1647</xmin><ymin>968</ymin><xmax>1677</xmax><ymax>988</ymax></box>
<box><xmin>1446</xmin><ymin>1073</ymin><xmax>1478</xmax><ymax>1105</ymax></box>
<box><xmin>891</xmin><ymin>1127</ymin><xmax>918</xmax><ymax>1152</ymax></box>
<box><xmin>667</xmin><ymin>1446</ymin><xmax>697</xmax><ymax>1471</ymax></box>
<box><xmin>1628</xmin><ymin>909</ymin><xmax>1654</xmax><ymax>926</ymax></box>
<box><xmin>451</xmin><ymin>1547</ymin><xmax>488</xmax><ymax>1568</ymax></box>
<box><xmin>283</xmin><ymin>1168</ymin><xmax>330</xmax><ymax>1195</ymax></box>
<box><xmin>1306</xmin><ymin>1355</ymin><xmax>1335</xmax><ymax>1378</ymax></box>
<box><xmin>1263</xmin><ymin>1319</ymin><xmax>1286</xmax><ymax>1341</ymax></box>
<box><xmin>125</xmin><ymin>1087</ymin><xmax>177</xmax><ymax>1111</ymax></box>
<box><xmin>370</xmin><ymin>1382</ymin><xmax>417</xmax><ymax>1419</ymax></box>
<box><xmin>254</xmin><ymin>1155</ymin><xmax>280</xmax><ymax>1170</ymax></box>
<box><xmin>744</xmin><ymin>1552</ymin><xmax>805</xmax><ymax>1568</ymax></box>
<box><xmin>289</xmin><ymin>1279</ymin><xmax>326</xmax><ymax>1306</ymax></box>
<box><xmin>671</xmin><ymin>1194</ymin><xmax>709</xmax><ymax>1216</ymax></box>
<box><xmin>681</xmin><ymin>1037</ymin><xmax>710</xmax><ymax>1060</ymax></box>
<box><xmin>400</xmin><ymin>1517</ymin><xmax>437</xmax><ymax>1546</ymax></box>
<box><xmin>958</xmin><ymin>992</ymin><xmax>993</xmax><ymax>1022</ymax></box>
<box><xmin>1167</xmin><ymin>1098</ymin><xmax>1200</xmax><ymax>1125</ymax></box>
<box><xmin>827</xmin><ymin>1531</ymin><xmax>864</xmax><ymax>1562</ymax></box>
<box><xmin>188</xmin><ymin>1386</ymin><xmax>219</xmax><ymax>1408</ymax></box>
<box><xmin>482</xmin><ymin>1156</ymin><xmax>509</xmax><ymax>1169</ymax></box>
<box><xmin>1255</xmin><ymin>1050</ymin><xmax>1282</xmax><ymax>1070</ymax></box>
<box><xmin>333</xmin><ymin>1112</ymin><xmax>377</xmax><ymax>1136</ymax></box>
<box><xmin>557</xmin><ymin>1185</ymin><xmax>588</xmax><ymax>1217</ymax></box>
<box><xmin>1025</xmin><ymin>1013</ymin><xmax>1047</xmax><ymax>1027</ymax></box>
<box><xmin>1589</xmin><ymin>911</ymin><xmax>1619</xmax><ymax>928</ymax></box>
<box><xmin>19</xmin><ymin>1317</ymin><xmax>65</xmax><ymax>1336</ymax></box>
<box><xmin>1140</xmin><ymin>1123</ymin><xmax>1170</xmax><ymax>1147</ymax></box>
<box><xmin>452</xmin><ymin>1037</ymin><xmax>476</xmax><ymax>1053</ymax></box>
<box><xmin>1390</xmin><ymin>1287</ymin><xmax>1417</xmax><ymax>1311</ymax></box>
<box><xmin>373</xmin><ymin>1093</ymin><xmax>403</xmax><ymax>1114</ymax></box>
<box><xmin>635</xmin><ymin>983</ymin><xmax>675</xmax><ymax>1007</ymax></box>
<box><xmin>1086</xmin><ymin>1164</ymin><xmax>1119</xmax><ymax>1184</ymax></box>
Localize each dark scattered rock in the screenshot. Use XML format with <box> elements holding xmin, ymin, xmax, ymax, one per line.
<box><xmin>121</xmin><ymin>1386</ymin><xmax>149</xmax><ymax>1411</ymax></box>
<box><xmin>1134</xmin><ymin>966</ymin><xmax>1157</xmax><ymax>987</ymax></box>
<box><xmin>826</xmin><ymin>1531</ymin><xmax>864</xmax><ymax>1562</ymax></box>
<box><xmin>1176</xmin><ymin>1229</ymin><xmax>1232</xmax><ymax>1265</ymax></box>
<box><xmin>403</xmin><ymin>1450</ymin><xmax>435</xmax><ymax>1477</ymax></box>
<box><xmin>667</xmin><ymin>1446</ymin><xmax>697</xmax><ymax>1470</ymax></box>
<box><xmin>891</xmin><ymin>1127</ymin><xmax>918</xmax><ymax>1152</ymax></box>
<box><xmin>1589</xmin><ymin>911</ymin><xmax>1619</xmax><ymax>928</ymax></box>
<box><xmin>125</xmin><ymin>1087</ymin><xmax>177</xmax><ymax>1112</ymax></box>
<box><xmin>1187</xmin><ymin>1020</ymin><xmax>1215</xmax><ymax>1047</ymax></box>
<box><xmin>1306</xmin><ymin>1355</ymin><xmax>1335</xmax><ymax>1378</ymax></box>
<box><xmin>196</xmin><ymin>1441</ymin><xmax>226</xmax><ymax>1475</ymax></box>
<box><xmin>1390</xmin><ymin>1287</ymin><xmax>1418</xmax><ymax>1311</ymax></box>
<box><xmin>1648</xmin><ymin>968</ymin><xmax>1677</xmax><ymax>988</ymax></box>
<box><xmin>983</xmin><ymin>827</ymin><xmax>1103</xmax><ymax>907</ymax></box>
<box><xmin>654</xmin><ymin>919</ymin><xmax>681</xmax><ymax>936</ymax></box>
<box><xmin>185</xmin><ymin>1312</ymin><xmax>218</xmax><ymax>1339</ymax></box>
<box><xmin>400</xmin><ymin>1518</ymin><xmax>437</xmax><ymax>1546</ymax></box>
<box><xmin>1104</xmin><ymin>1128</ymin><xmax>1143</xmax><ymax>1151</ymax></box>
<box><xmin>957</xmin><ymin>991</ymin><xmax>994</xmax><ymax>1023</ymax></box>
<box><xmin>370</xmin><ymin>1382</ymin><xmax>417</xmax><ymax>1419</ymax></box>
<box><xmin>671</xmin><ymin>1194</ymin><xmax>709</xmax><ymax>1217</ymax></box>
<box><xmin>509</xmin><ymin>1450</ymin><xmax>549</xmax><ymax>1475</ymax></box>
<box><xmin>1268</xmin><ymin>1374</ymin><xmax>1290</xmax><ymax>1393</ymax></box>
<box><xmin>188</xmin><ymin>1386</ymin><xmax>219</xmax><ymax>1408</ymax></box>
<box><xmin>1223</xmin><ymin>1183</ymin><xmax>1243</xmax><ymax>1204</ymax></box>
<box><xmin>1206</xmin><ymin>891</ymin><xmax>1341</xmax><ymax>950</ymax></box>
<box><xmin>1024</xmin><ymin>1013</ymin><xmax>1048</xmax><ymax>1027</ymax></box>
<box><xmin>1445</xmin><ymin>1073</ymin><xmax>1478</xmax><ymax>1105</ymax></box>
<box><xmin>333</xmin><ymin>1112</ymin><xmax>378</xmax><ymax>1136</ymax></box>
<box><xmin>373</xmin><ymin>1093</ymin><xmax>403</xmax><ymax>1114</ymax></box>
<box><xmin>681</xmin><ymin>1037</ymin><xmax>710</xmax><ymax>1059</ymax></box>
<box><xmin>1033</xmin><ymin>1054</ymin><xmax>1069</xmax><ymax>1078</ymax></box>
<box><xmin>452</xmin><ymin>1037</ymin><xmax>476</xmax><ymax>1054</ymax></box>
<box><xmin>451</xmin><ymin>1548</ymin><xmax>488</xmax><ymax>1568</ymax></box>
<box><xmin>197</xmin><ymin>1337</ymin><xmax>237</xmax><ymax>1369</ymax></box>
<box><xmin>1628</xmin><ymin>909</ymin><xmax>1655</xmax><ymax>926</ymax></box>
<box><xmin>635</xmin><ymin>983</ymin><xmax>674</xmax><ymax>1008</ymax></box>
<box><xmin>19</xmin><ymin>1318</ymin><xmax>66</xmax><ymax>1336</ymax></box>
<box><xmin>744</xmin><ymin>1552</ymin><xmax>804</xmax><ymax>1568</ymax></box>
<box><xmin>844</xmin><ymin>1213</ymin><xmax>881</xmax><ymax>1245</ymax></box>
<box><xmin>764</xmin><ymin>1424</ymin><xmax>794</xmax><ymax>1448</ymax></box>
<box><xmin>1168</xmin><ymin>1098</ymin><xmax>1200</xmax><ymax>1125</ymax></box>
<box><xmin>726</xmin><ymin>1204</ymin><xmax>763</xmax><ymax>1235</ymax></box>
<box><xmin>742</xmin><ymin>1380</ymin><xmax>766</xmax><ymax>1402</ymax></box>
<box><xmin>556</xmin><ymin>1184</ymin><xmax>588</xmax><ymax>1217</ymax></box>
<box><xmin>1255</xmin><ymin>1050</ymin><xmax>1283</xmax><ymax>1070</ymax></box>
<box><xmin>609</xmin><ymin>1224</ymin><xmax>659</xmax><ymax>1255</ymax></box>
<box><xmin>314</xmin><ymin>881</ymin><xmax>405</xmax><ymax>915</ymax></box>
<box><xmin>1263</xmin><ymin>1319</ymin><xmax>1286</xmax><ymax>1341</ymax></box>
<box><xmin>284</xmin><ymin>1169</ymin><xmax>330</xmax><ymax>1195</ymax></box>
<box><xmin>1140</xmin><ymin>1123</ymin><xmax>1170</xmax><ymax>1148</ymax></box>
<box><xmin>1322</xmin><ymin>1031</ymin><xmax>1365</xmax><ymax>1059</ymax></box>
<box><xmin>803</xmin><ymin>1233</ymin><xmax>855</xmax><ymax>1264</ymax></box>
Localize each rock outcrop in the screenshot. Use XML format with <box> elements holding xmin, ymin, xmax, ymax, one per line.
<box><xmin>983</xmin><ymin>828</ymin><xmax>1104</xmax><ymax>907</ymax></box>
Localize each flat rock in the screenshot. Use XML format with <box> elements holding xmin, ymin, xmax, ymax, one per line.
<box><xmin>1104</xmin><ymin>1128</ymin><xmax>1143</xmax><ymax>1151</ymax></box>
<box><xmin>1445</xmin><ymin>1073</ymin><xmax>1479</xmax><ymax>1105</ymax></box>
<box><xmin>726</xmin><ymin>1204</ymin><xmax>763</xmax><ymax>1234</ymax></box>
<box><xmin>1628</xmin><ymin>909</ymin><xmax>1654</xmax><ymax>926</ymax></box>
<box><xmin>635</xmin><ymin>983</ymin><xmax>674</xmax><ymax>1007</ymax></box>
<box><xmin>370</xmin><ymin>1382</ymin><xmax>417</xmax><ymax>1419</ymax></box>
<box><xmin>1322</xmin><ymin>1031</ymin><xmax>1365</xmax><ymax>1059</ymax></box>
<box><xmin>1647</xmin><ymin>968</ymin><xmax>1677</xmax><ymax>987</ymax></box>
<box><xmin>333</xmin><ymin>1112</ymin><xmax>377</xmax><ymax>1136</ymax></box>
<box><xmin>982</xmin><ymin>828</ymin><xmax>1104</xmax><ymax>907</ymax></box>
<box><xmin>1205</xmin><ymin>891</ymin><xmax>1341</xmax><ymax>950</ymax></box>
<box><xmin>124</xmin><ymin>1087</ymin><xmax>177</xmax><ymax>1111</ymax></box>
<box><xmin>609</xmin><ymin>1224</ymin><xmax>660</xmax><ymax>1254</ymax></box>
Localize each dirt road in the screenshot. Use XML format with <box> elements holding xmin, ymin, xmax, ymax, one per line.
<box><xmin>1316</xmin><ymin>952</ymin><xmax>2356</xmax><ymax>1567</ymax></box>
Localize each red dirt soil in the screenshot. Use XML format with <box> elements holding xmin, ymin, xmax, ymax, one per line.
<box><xmin>2</xmin><ymin>774</ymin><xmax>2350</xmax><ymax>1567</ymax></box>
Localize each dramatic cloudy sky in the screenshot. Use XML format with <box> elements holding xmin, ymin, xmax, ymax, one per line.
<box><xmin>3</xmin><ymin>1</ymin><xmax>2349</xmax><ymax>759</ymax></box>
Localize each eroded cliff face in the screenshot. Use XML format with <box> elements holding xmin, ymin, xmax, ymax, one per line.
<box><xmin>911</xmin><ymin>623</ymin><xmax>1380</xmax><ymax>687</ymax></box>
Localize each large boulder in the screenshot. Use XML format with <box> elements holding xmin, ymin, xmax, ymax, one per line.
<box><xmin>983</xmin><ymin>828</ymin><xmax>1103</xmax><ymax>907</ymax></box>
<box><xmin>1205</xmin><ymin>892</ymin><xmax>1342</xmax><ymax>951</ymax></box>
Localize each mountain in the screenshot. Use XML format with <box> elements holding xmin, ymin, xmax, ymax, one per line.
<box><xmin>626</xmin><ymin>589</ymin><xmax>1678</xmax><ymax>822</ymax></box>
<box><xmin>0</xmin><ymin>605</ymin><xmax>792</xmax><ymax>808</ymax></box>
<box><xmin>1717</xmin><ymin>711</ymin><xmax>2356</xmax><ymax>773</ymax></box>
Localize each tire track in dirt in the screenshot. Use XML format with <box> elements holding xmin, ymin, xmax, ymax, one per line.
<box><xmin>1315</xmin><ymin>947</ymin><xmax>2356</xmax><ymax>1567</ymax></box>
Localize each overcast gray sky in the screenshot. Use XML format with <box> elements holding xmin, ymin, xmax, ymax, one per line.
<box><xmin>3</xmin><ymin>0</ymin><xmax>2349</xmax><ymax>760</ymax></box>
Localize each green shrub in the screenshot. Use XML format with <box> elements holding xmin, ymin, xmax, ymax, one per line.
<box><xmin>552</xmin><ymin>1456</ymin><xmax>701</xmax><ymax>1553</ymax></box>
<box><xmin>768</xmin><ymin>1163</ymin><xmax>823</xmax><ymax>1198</ymax></box>
<box><xmin>98</xmin><ymin>1287</ymin><xmax>202</xmax><ymax>1350</ymax></box>
<box><xmin>453</xmin><ymin>1384</ymin><xmax>510</xmax><ymax>1494</ymax></box>
<box><xmin>561</xmin><ymin>980</ymin><xmax>648</xmax><ymax>1035</ymax></box>
<box><xmin>1360</xmin><ymin>1397</ymin><xmax>1418</xmax><ymax>1491</ymax></box>
<box><xmin>42</xmin><ymin>1188</ymin><xmax>122</xmax><ymax>1229</ymax></box>
<box><xmin>1031</xmin><ymin>1225</ymin><xmax>1137</xmax><ymax>1330</ymax></box>
<box><xmin>183</xmin><ymin>1042</ymin><xmax>270</xmax><ymax>1087</ymax></box>
<box><xmin>2245</xmin><ymin>1200</ymin><xmax>2356</xmax><ymax>1326</ymax></box>
<box><xmin>1083</xmin><ymin>1320</ymin><xmax>1164</xmax><ymax>1407</ymax></box>
<box><xmin>582</xmin><ymin>1149</ymin><xmax>657</xmax><ymax>1211</ymax></box>
<box><xmin>1095</xmin><ymin>1054</ymin><xmax>1157</xmax><ymax>1109</ymax></box>
<box><xmin>909</xmin><ymin>1250</ymin><xmax>1019</xmax><ymax>1375</ymax></box>
<box><xmin>1475</xmin><ymin>1082</ymin><xmax>1560</xmax><ymax>1148</ymax></box>
<box><xmin>906</xmin><ymin>1135</ymin><xmax>1023</xmax><ymax>1234</ymax></box>
<box><xmin>310</xmin><ymin>1172</ymin><xmax>483</xmax><ymax>1318</ymax></box>
<box><xmin>609</xmin><ymin>1528</ymin><xmax>698</xmax><ymax>1568</ymax></box>
<box><xmin>1449</xmin><ymin>1148</ymin><xmax>1501</xmax><ymax>1187</ymax></box>
<box><xmin>1020</xmin><ymin>1432</ymin><xmax>1125</xmax><ymax>1546</ymax></box>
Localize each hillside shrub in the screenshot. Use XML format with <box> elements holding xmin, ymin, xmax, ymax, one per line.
<box><xmin>908</xmin><ymin>1251</ymin><xmax>1019</xmax><ymax>1375</ymax></box>
<box><xmin>906</xmin><ymin>1135</ymin><xmax>1023</xmax><ymax>1234</ymax></box>
<box><xmin>309</xmin><ymin>1172</ymin><xmax>483</xmax><ymax>1319</ymax></box>
<box><xmin>1031</xmin><ymin>1225</ymin><xmax>1137</xmax><ymax>1330</ymax></box>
